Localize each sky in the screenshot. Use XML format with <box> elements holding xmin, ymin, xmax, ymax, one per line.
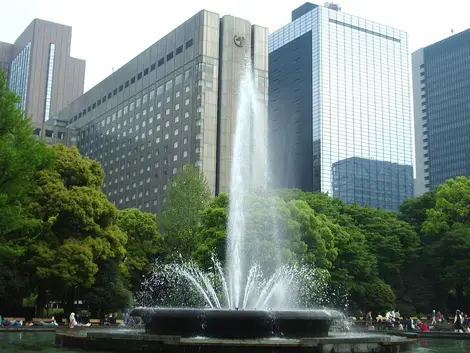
<box><xmin>1</xmin><ymin>0</ymin><xmax>469</xmax><ymax>91</ymax></box>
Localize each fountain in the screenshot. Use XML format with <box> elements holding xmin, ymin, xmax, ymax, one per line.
<box><xmin>130</xmin><ymin>61</ymin><xmax>342</xmax><ymax>339</ymax></box>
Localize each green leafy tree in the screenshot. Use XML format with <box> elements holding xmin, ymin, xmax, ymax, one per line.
<box><xmin>161</xmin><ymin>165</ymin><xmax>212</xmax><ymax>260</ymax></box>
<box><xmin>363</xmin><ymin>279</ymin><xmax>396</xmax><ymax>313</ymax></box>
<box><xmin>117</xmin><ymin>208</ymin><xmax>161</xmax><ymax>290</ymax></box>
<box><xmin>27</xmin><ymin>145</ymin><xmax>127</xmax><ymax>314</ymax></box>
<box><xmin>421</xmin><ymin>177</ymin><xmax>470</xmax><ymax>310</ymax></box>
<box><xmin>0</xmin><ymin>69</ymin><xmax>54</xmax><ymax>311</ymax></box>
<box><xmin>84</xmin><ymin>259</ymin><xmax>133</xmax><ymax>318</ymax></box>
<box><xmin>194</xmin><ymin>194</ymin><xmax>229</xmax><ymax>267</ymax></box>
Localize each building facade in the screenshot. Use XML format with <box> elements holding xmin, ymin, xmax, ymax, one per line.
<box><xmin>0</xmin><ymin>19</ymin><xmax>85</xmax><ymax>125</ymax></box>
<box><xmin>332</xmin><ymin>157</ymin><xmax>413</xmax><ymax>210</ymax></box>
<box><xmin>268</xmin><ymin>2</ymin><xmax>414</xmax><ymax>210</ymax></box>
<box><xmin>412</xmin><ymin>29</ymin><xmax>470</xmax><ymax>196</ymax></box>
<box><xmin>57</xmin><ymin>10</ymin><xmax>268</xmax><ymax>214</ymax></box>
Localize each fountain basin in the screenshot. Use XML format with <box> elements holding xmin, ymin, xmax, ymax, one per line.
<box><xmin>130</xmin><ymin>308</ymin><xmax>342</xmax><ymax>339</ymax></box>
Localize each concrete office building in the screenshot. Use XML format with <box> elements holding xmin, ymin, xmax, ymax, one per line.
<box><xmin>268</xmin><ymin>2</ymin><xmax>414</xmax><ymax>210</ymax></box>
<box><xmin>57</xmin><ymin>10</ymin><xmax>268</xmax><ymax>214</ymax></box>
<box><xmin>0</xmin><ymin>19</ymin><xmax>85</xmax><ymax>125</ymax></box>
<box><xmin>412</xmin><ymin>29</ymin><xmax>470</xmax><ymax>196</ymax></box>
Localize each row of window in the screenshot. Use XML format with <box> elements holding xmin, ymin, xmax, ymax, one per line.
<box><xmin>70</xmin><ymin>38</ymin><xmax>195</xmax><ymax>124</ymax></box>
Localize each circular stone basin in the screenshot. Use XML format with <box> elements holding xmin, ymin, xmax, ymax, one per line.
<box><xmin>130</xmin><ymin>308</ymin><xmax>342</xmax><ymax>339</ymax></box>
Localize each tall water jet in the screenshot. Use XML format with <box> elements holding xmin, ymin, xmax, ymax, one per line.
<box><xmin>226</xmin><ymin>61</ymin><xmax>284</xmax><ymax>310</ymax></box>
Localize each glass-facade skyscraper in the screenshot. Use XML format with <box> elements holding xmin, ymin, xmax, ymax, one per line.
<box><xmin>269</xmin><ymin>2</ymin><xmax>414</xmax><ymax>210</ymax></box>
<box><xmin>412</xmin><ymin>29</ymin><xmax>470</xmax><ymax>196</ymax></box>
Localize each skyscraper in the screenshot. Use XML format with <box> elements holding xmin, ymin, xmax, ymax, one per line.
<box><xmin>412</xmin><ymin>29</ymin><xmax>470</xmax><ymax>196</ymax></box>
<box><xmin>56</xmin><ymin>10</ymin><xmax>268</xmax><ymax>214</ymax></box>
<box><xmin>0</xmin><ymin>19</ymin><xmax>85</xmax><ymax>125</ymax></box>
<box><xmin>268</xmin><ymin>2</ymin><xmax>414</xmax><ymax>210</ymax></box>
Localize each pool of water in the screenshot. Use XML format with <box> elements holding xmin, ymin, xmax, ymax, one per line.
<box><xmin>1</xmin><ymin>331</ymin><xmax>469</xmax><ymax>352</ymax></box>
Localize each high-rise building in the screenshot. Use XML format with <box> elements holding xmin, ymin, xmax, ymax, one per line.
<box><xmin>268</xmin><ymin>2</ymin><xmax>414</xmax><ymax>210</ymax></box>
<box><xmin>332</xmin><ymin>157</ymin><xmax>413</xmax><ymax>210</ymax></box>
<box><xmin>412</xmin><ymin>29</ymin><xmax>470</xmax><ymax>196</ymax></box>
<box><xmin>0</xmin><ymin>19</ymin><xmax>85</xmax><ymax>125</ymax></box>
<box><xmin>56</xmin><ymin>10</ymin><xmax>268</xmax><ymax>214</ymax></box>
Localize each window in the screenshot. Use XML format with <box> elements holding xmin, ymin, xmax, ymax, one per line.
<box><xmin>124</xmin><ymin>105</ymin><xmax>128</xmax><ymax>115</ymax></box>
<box><xmin>184</xmin><ymin>112</ymin><xmax>189</xmax><ymax>119</ymax></box>
<box><xmin>167</xmin><ymin>52</ymin><xmax>173</xmax><ymax>61</ymax></box>
<box><xmin>148</xmin><ymin>128</ymin><xmax>153</xmax><ymax>135</ymax></box>
<box><xmin>174</xmin><ymin>116</ymin><xmax>179</xmax><ymax>123</ymax></box>
<box><xmin>165</xmin><ymin>80</ymin><xmax>173</xmax><ymax>91</ymax></box>
<box><xmin>144</xmin><ymin>68</ymin><xmax>149</xmax><ymax>76</ymax></box>
<box><xmin>164</xmin><ymin>133</ymin><xmax>169</xmax><ymax>140</ymax></box>
<box><xmin>150</xmin><ymin>90</ymin><xmax>155</xmax><ymax>100</ymax></box>
<box><xmin>184</xmin><ymin>125</ymin><xmax>188</xmax><ymax>131</ymax></box>
<box><xmin>131</xmin><ymin>76</ymin><xmax>135</xmax><ymax>84</ymax></box>
<box><xmin>175</xmin><ymin>104</ymin><xmax>180</xmax><ymax>111</ymax></box>
<box><xmin>172</xmin><ymin>168</ymin><xmax>177</xmax><ymax>175</ymax></box>
<box><xmin>183</xmin><ymin>137</ymin><xmax>188</xmax><ymax>144</ymax></box>
<box><xmin>136</xmin><ymin>98</ymin><xmax>141</xmax><ymax>107</ymax></box>
<box><xmin>157</xmin><ymin>101</ymin><xmax>162</xmax><ymax>108</ymax></box>
<box><xmin>118</xmin><ymin>109</ymin><xmax>122</xmax><ymax>118</ymax></box>
<box><xmin>157</xmin><ymin>113</ymin><xmax>161</xmax><ymax>120</ymax></box>
<box><xmin>165</xmin><ymin>108</ymin><xmax>170</xmax><ymax>115</ymax></box>
<box><xmin>185</xmin><ymin>39</ymin><xmax>193</xmax><ymax>48</ymax></box>
<box><xmin>185</xmin><ymin>98</ymin><xmax>190</xmax><ymax>105</ymax></box>
<box><xmin>183</xmin><ymin>150</ymin><xmax>188</xmax><ymax>157</ymax></box>
<box><xmin>156</xmin><ymin>137</ymin><xmax>160</xmax><ymax>143</ymax></box>
<box><xmin>149</xmin><ymin>117</ymin><xmax>153</xmax><ymax>123</ymax></box>
<box><xmin>173</xmin><ymin>154</ymin><xmax>178</xmax><ymax>162</ymax></box>
<box><xmin>150</xmin><ymin>63</ymin><xmax>156</xmax><ymax>71</ymax></box>
<box><xmin>174</xmin><ymin>129</ymin><xmax>179</xmax><ymax>136</ymax></box>
<box><xmin>130</xmin><ymin>102</ymin><xmax>135</xmax><ymax>111</ymax></box>
<box><xmin>173</xmin><ymin>141</ymin><xmax>178</xmax><ymax>148</ymax></box>
<box><xmin>157</xmin><ymin>85</ymin><xmax>163</xmax><ymax>95</ymax></box>
<box><xmin>143</xmin><ymin>94</ymin><xmax>148</xmax><ymax>104</ymax></box>
<box><xmin>166</xmin><ymin>96</ymin><xmax>171</xmax><ymax>103</ymax></box>
<box><xmin>185</xmin><ymin>86</ymin><xmax>190</xmax><ymax>93</ymax></box>
<box><xmin>176</xmin><ymin>45</ymin><xmax>183</xmax><ymax>55</ymax></box>
<box><xmin>175</xmin><ymin>74</ymin><xmax>182</xmax><ymax>85</ymax></box>
<box><xmin>184</xmin><ymin>68</ymin><xmax>191</xmax><ymax>81</ymax></box>
<box><xmin>165</xmin><ymin>121</ymin><xmax>169</xmax><ymax>128</ymax></box>
<box><xmin>137</xmin><ymin>72</ymin><xmax>142</xmax><ymax>80</ymax></box>
<box><xmin>158</xmin><ymin>58</ymin><xmax>164</xmax><ymax>67</ymax></box>
<box><xmin>157</xmin><ymin>125</ymin><xmax>161</xmax><ymax>131</ymax></box>
<box><xmin>176</xmin><ymin>90</ymin><xmax>180</xmax><ymax>98</ymax></box>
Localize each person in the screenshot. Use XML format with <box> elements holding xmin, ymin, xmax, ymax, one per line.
<box><xmin>454</xmin><ymin>310</ymin><xmax>464</xmax><ymax>333</ymax></box>
<box><xmin>69</xmin><ymin>312</ymin><xmax>91</xmax><ymax>328</ymax></box>
<box><xmin>32</xmin><ymin>316</ymin><xmax>58</xmax><ymax>327</ymax></box>
<box><xmin>431</xmin><ymin>310</ymin><xmax>436</xmax><ymax>325</ymax></box>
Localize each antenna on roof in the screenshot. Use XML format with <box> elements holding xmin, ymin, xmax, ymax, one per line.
<box><xmin>451</xmin><ymin>29</ymin><xmax>454</xmax><ymax>34</ymax></box>
<box><xmin>112</xmin><ymin>67</ymin><xmax>114</xmax><ymax>73</ymax></box>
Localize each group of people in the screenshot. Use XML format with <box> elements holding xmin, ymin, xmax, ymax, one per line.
<box><xmin>0</xmin><ymin>315</ymin><xmax>58</xmax><ymax>327</ymax></box>
<box><xmin>365</xmin><ymin>309</ymin><xmax>470</xmax><ymax>333</ymax></box>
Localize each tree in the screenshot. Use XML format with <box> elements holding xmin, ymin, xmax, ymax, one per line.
<box><xmin>421</xmin><ymin>177</ymin><xmax>470</xmax><ymax>311</ymax></box>
<box><xmin>117</xmin><ymin>208</ymin><xmax>161</xmax><ymax>290</ymax></box>
<box><xmin>194</xmin><ymin>194</ymin><xmax>229</xmax><ymax>267</ymax></box>
<box><xmin>27</xmin><ymin>145</ymin><xmax>127</xmax><ymax>314</ymax></box>
<box><xmin>85</xmin><ymin>259</ymin><xmax>132</xmax><ymax>318</ymax></box>
<box><xmin>343</xmin><ymin>204</ymin><xmax>420</xmax><ymax>310</ymax></box>
<box><xmin>0</xmin><ymin>69</ymin><xmax>54</xmax><ymax>311</ymax></box>
<box><xmin>160</xmin><ymin>165</ymin><xmax>212</xmax><ymax>260</ymax></box>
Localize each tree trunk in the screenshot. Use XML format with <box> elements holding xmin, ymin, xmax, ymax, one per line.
<box><xmin>65</xmin><ymin>288</ymin><xmax>75</xmax><ymax>315</ymax></box>
<box><xmin>36</xmin><ymin>286</ymin><xmax>47</xmax><ymax>317</ymax></box>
